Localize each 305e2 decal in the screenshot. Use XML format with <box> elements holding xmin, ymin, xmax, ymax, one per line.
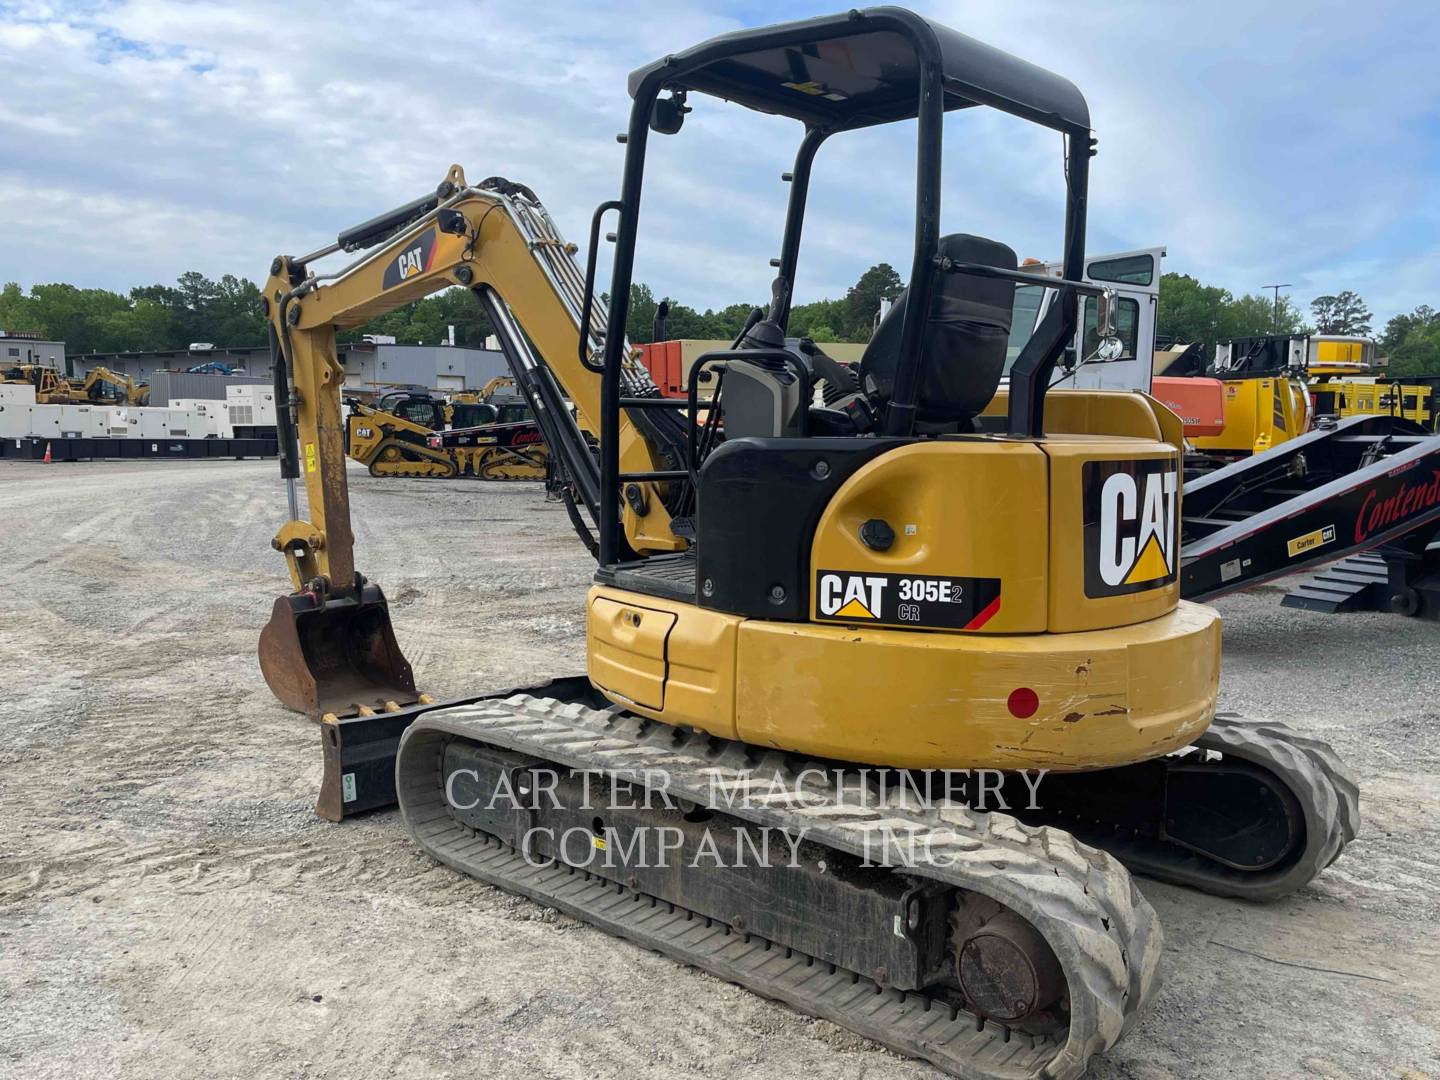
<box><xmin>814</xmin><ymin>570</ymin><xmax>1001</xmax><ymax>630</ymax></box>
<box><xmin>1083</xmin><ymin>458</ymin><xmax>1180</xmax><ymax>597</ymax></box>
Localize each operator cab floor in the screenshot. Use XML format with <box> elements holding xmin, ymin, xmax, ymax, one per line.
<box><xmin>594</xmin><ymin>550</ymin><xmax>697</xmax><ymax>604</ymax></box>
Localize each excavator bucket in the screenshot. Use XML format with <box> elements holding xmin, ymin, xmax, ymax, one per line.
<box><xmin>259</xmin><ymin>583</ymin><xmax>418</xmax><ymax>719</ymax></box>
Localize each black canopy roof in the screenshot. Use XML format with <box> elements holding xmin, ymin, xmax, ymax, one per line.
<box><xmin>627</xmin><ymin>6</ymin><xmax>1089</xmax><ymax>135</ymax></box>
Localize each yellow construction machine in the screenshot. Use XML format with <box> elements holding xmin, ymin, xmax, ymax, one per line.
<box><xmin>446</xmin><ymin>375</ymin><xmax>533</xmax><ymax>424</ymax></box>
<box><xmin>1306</xmin><ymin>335</ymin><xmax>1436</xmax><ymax>429</ymax></box>
<box><xmin>257</xmin><ymin>11</ymin><xmax>1356</xmax><ymax>1078</ymax></box>
<box><xmin>1167</xmin><ymin>338</ymin><xmax>1313</xmax><ymax>462</ymax></box>
<box><xmin>43</xmin><ymin>365</ymin><xmax>148</xmax><ymax>406</ymax></box>
<box><xmin>1</xmin><ymin>363</ymin><xmax>65</xmax><ymax>397</ymax></box>
<box><xmin>345</xmin><ymin>382</ymin><xmax>548</xmax><ymax>479</ymax></box>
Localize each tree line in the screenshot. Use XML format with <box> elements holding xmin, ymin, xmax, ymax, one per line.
<box><xmin>620</xmin><ymin>263</ymin><xmax>905</xmax><ymax>345</ymax></box>
<box><xmin>0</xmin><ymin>274</ymin><xmax>498</xmax><ymax>357</ymax></box>
<box><xmin>2</xmin><ymin>266</ymin><xmax>1436</xmax><ymax>375</ymax></box>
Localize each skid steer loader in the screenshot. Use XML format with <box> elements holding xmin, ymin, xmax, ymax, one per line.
<box><xmin>346</xmin><ymin>387</ymin><xmax>548</xmax><ymax>480</ymax></box>
<box><xmin>257</xmin><ymin>9</ymin><xmax>1357</xmax><ymax>1077</ymax></box>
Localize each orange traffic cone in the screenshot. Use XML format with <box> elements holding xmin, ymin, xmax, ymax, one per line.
<box><xmin>43</xmin><ymin>442</ymin><xmax>52</xmax><ymax>463</ymax></box>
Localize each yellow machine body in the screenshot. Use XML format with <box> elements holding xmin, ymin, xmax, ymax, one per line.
<box><xmin>1190</xmin><ymin>375</ymin><xmax>1311</xmax><ymax>455</ymax></box>
<box><xmin>345</xmin><ymin>403</ymin><xmax>451</xmax><ymax>477</ymax></box>
<box><xmin>259</xmin><ymin>163</ymin><xmax>1223</xmax><ymax>775</ymax></box>
<box><xmin>1311</xmin><ymin>378</ymin><xmax>1434</xmax><ymax>430</ymax></box>
<box><xmin>345</xmin><ymin>394</ymin><xmax>549</xmax><ymax>481</ymax></box>
<box><xmin>1309</xmin><ymin>336</ymin><xmax>1374</xmax><ymax>369</ymax></box>
<box><xmin>1</xmin><ymin>364</ymin><xmax>65</xmax><ymax>398</ymax></box>
<box><xmin>588</xmin><ymin>390</ymin><xmax>1219</xmax><ymax>772</ymax></box>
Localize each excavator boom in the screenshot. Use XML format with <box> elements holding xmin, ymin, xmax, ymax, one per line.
<box><xmin>259</xmin><ymin>167</ymin><xmax>684</xmax><ymax>718</ymax></box>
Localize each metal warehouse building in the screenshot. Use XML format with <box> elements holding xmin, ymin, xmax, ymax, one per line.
<box><xmin>71</xmin><ymin>342</ymin><xmax>510</xmax><ymax>394</ymax></box>
<box><xmin>1</xmin><ymin>330</ymin><xmax>66</xmax><ymax>370</ymax></box>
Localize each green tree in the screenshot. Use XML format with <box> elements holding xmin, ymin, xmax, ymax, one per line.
<box><xmin>100</xmin><ymin>299</ymin><xmax>177</xmax><ymax>352</ymax></box>
<box><xmin>25</xmin><ymin>283</ymin><xmax>131</xmax><ymax>354</ymax></box>
<box><xmin>0</xmin><ymin>282</ymin><xmax>36</xmax><ymax>333</ymax></box>
<box><xmin>3</xmin><ymin>275</ymin><xmax>494</xmax><ymax>356</ymax></box>
<box><xmin>620</xmin><ymin>264</ymin><xmax>904</xmax><ymax>346</ymax></box>
<box><xmin>1381</xmin><ymin>305</ymin><xmax>1436</xmax><ymax>352</ymax></box>
<box><xmin>1219</xmin><ymin>291</ymin><xmax>1305</xmax><ymax>339</ymax></box>
<box><xmin>1157</xmin><ymin>273</ymin><xmax>1305</xmax><ymax>352</ymax></box>
<box><xmin>1156</xmin><ymin>272</ymin><xmax>1229</xmax><ymax>346</ymax></box>
<box><xmin>1310</xmin><ymin>290</ymin><xmax>1372</xmax><ymax>336</ymax></box>
<box><xmin>435</xmin><ymin>288</ymin><xmax>495</xmax><ymax>347</ymax></box>
<box><xmin>707</xmin><ymin>303</ymin><xmax>756</xmax><ymax>341</ymax></box>
<box><xmin>841</xmin><ymin>263</ymin><xmax>903</xmax><ymax>341</ymax></box>
<box><xmin>620</xmin><ymin>283</ymin><xmax>659</xmax><ymax>343</ymax></box>
<box><xmin>406</xmin><ymin>300</ymin><xmax>448</xmax><ymax>345</ymax></box>
<box><xmin>661</xmin><ymin>300</ymin><xmax>719</xmax><ymax>340</ymax></box>
<box><xmin>1382</xmin><ymin>305</ymin><xmax>1440</xmax><ymax>375</ymax></box>
<box><xmin>208</xmin><ymin>274</ymin><xmax>267</xmax><ymax>345</ymax></box>
<box><xmin>620</xmin><ymin>286</ymin><xmax>758</xmax><ymax>344</ymax></box>
<box><xmin>788</xmin><ymin>298</ymin><xmax>846</xmax><ymax>341</ymax></box>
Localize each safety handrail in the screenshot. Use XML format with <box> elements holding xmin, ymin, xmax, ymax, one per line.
<box><xmin>579</xmin><ymin>201</ymin><xmax>622</xmax><ymax>373</ymax></box>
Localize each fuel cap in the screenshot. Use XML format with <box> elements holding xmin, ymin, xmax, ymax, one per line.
<box><xmin>859</xmin><ymin>518</ymin><xmax>895</xmax><ymax>551</ymax></box>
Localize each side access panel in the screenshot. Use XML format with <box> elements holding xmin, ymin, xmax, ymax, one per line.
<box><xmin>586</xmin><ymin>586</ymin><xmax>741</xmax><ymax>740</ymax></box>
<box><xmin>587</xmin><ymin>595</ymin><xmax>676</xmax><ymax>710</ymax></box>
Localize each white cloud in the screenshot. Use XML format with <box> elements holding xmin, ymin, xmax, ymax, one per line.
<box><xmin>1</xmin><ymin>0</ymin><xmax>1436</xmax><ymax>330</ymax></box>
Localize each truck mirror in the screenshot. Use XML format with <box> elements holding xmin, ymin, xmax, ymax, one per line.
<box><xmin>1095</xmin><ymin>288</ymin><xmax>1123</xmax><ymax>360</ymax></box>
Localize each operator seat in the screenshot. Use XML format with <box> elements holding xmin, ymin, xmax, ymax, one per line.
<box><xmin>861</xmin><ymin>233</ymin><xmax>1017</xmax><ymax>429</ymax></box>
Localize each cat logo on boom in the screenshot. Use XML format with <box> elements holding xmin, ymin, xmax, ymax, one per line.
<box><xmin>1082</xmin><ymin>458</ymin><xmax>1180</xmax><ymax>597</ymax></box>
<box><xmin>382</xmin><ymin>228</ymin><xmax>438</xmax><ymax>290</ymax></box>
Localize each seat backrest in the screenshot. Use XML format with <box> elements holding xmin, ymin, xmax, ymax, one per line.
<box><xmin>861</xmin><ymin>234</ymin><xmax>1017</xmax><ymax>424</ymax></box>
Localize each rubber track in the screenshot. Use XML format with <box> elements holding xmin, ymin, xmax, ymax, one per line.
<box><xmin>368</xmin><ymin>443</ymin><xmax>545</xmax><ymax>481</ymax></box>
<box><xmin>475</xmin><ymin>447</ymin><xmax>547</xmax><ymax>482</ymax></box>
<box><xmin>397</xmin><ymin>695</ymin><xmax>1164</xmax><ymax>1080</ymax></box>
<box><xmin>366</xmin><ymin>438</ymin><xmax>456</xmax><ymax>479</ymax></box>
<box><xmin>1115</xmin><ymin>712</ymin><xmax>1359</xmax><ymax>901</ymax></box>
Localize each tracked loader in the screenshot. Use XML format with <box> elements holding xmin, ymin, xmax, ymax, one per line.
<box><xmin>257</xmin><ymin>10</ymin><xmax>1357</xmax><ymax>1076</ymax></box>
<box><xmin>345</xmin><ymin>387</ymin><xmax>548</xmax><ymax>479</ymax></box>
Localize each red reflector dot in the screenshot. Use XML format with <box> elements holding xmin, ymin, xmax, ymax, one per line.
<box><xmin>1007</xmin><ymin>687</ymin><xmax>1039</xmax><ymax>719</ymax></box>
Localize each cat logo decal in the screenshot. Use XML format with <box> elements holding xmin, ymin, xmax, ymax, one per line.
<box><xmin>1084</xmin><ymin>458</ymin><xmax>1180</xmax><ymax>597</ymax></box>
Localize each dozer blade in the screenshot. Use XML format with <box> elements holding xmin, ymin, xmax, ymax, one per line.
<box><xmin>259</xmin><ymin>582</ymin><xmax>417</xmax><ymax>719</ymax></box>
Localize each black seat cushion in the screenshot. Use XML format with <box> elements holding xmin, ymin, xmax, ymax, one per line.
<box><xmin>861</xmin><ymin>234</ymin><xmax>1017</xmax><ymax>423</ymax></box>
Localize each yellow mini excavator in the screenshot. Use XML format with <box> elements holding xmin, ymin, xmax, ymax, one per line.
<box><xmin>257</xmin><ymin>11</ymin><xmax>1357</xmax><ymax>1078</ymax></box>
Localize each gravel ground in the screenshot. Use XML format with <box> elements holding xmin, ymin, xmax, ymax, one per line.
<box><xmin>0</xmin><ymin>457</ymin><xmax>1437</xmax><ymax>1080</ymax></box>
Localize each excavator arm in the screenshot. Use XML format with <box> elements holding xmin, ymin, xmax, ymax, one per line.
<box><xmin>31</xmin><ymin>365</ymin><xmax>143</xmax><ymax>405</ymax></box>
<box><xmin>259</xmin><ymin>165</ymin><xmax>686</xmax><ymax>718</ymax></box>
<box><xmin>85</xmin><ymin>367</ymin><xmax>145</xmax><ymax>405</ymax></box>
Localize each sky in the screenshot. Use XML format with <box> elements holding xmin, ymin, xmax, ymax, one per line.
<box><xmin>1</xmin><ymin>0</ymin><xmax>1437</xmax><ymax>327</ymax></box>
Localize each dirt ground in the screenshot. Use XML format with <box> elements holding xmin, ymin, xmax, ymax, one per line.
<box><xmin>1</xmin><ymin>457</ymin><xmax>1437</xmax><ymax>1080</ymax></box>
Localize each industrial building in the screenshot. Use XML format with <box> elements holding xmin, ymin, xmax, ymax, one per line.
<box><xmin>1</xmin><ymin>330</ymin><xmax>66</xmax><ymax>370</ymax></box>
<box><xmin>70</xmin><ymin>341</ymin><xmax>509</xmax><ymax>394</ymax></box>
